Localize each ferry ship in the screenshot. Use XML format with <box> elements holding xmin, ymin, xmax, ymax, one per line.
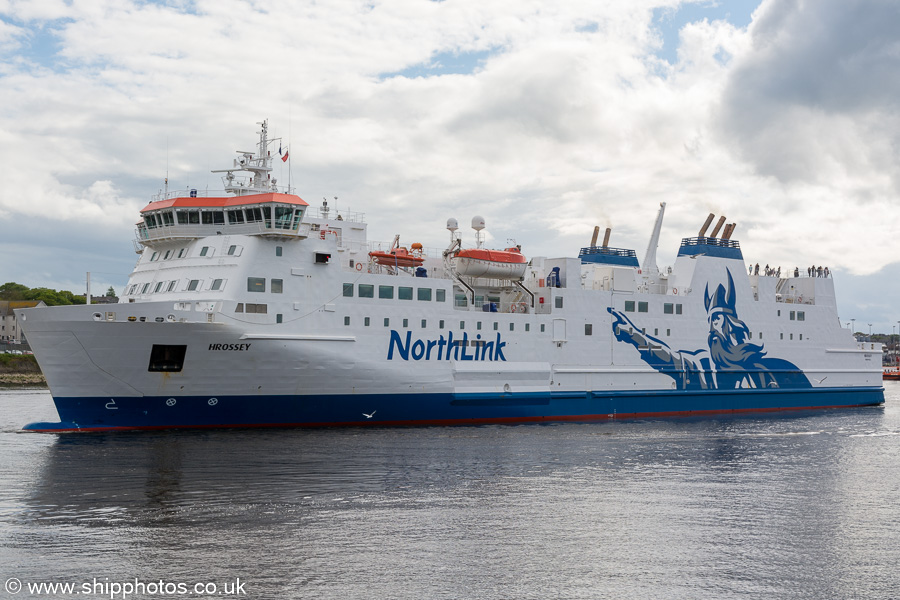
<box><xmin>18</xmin><ymin>121</ymin><xmax>885</xmax><ymax>431</ymax></box>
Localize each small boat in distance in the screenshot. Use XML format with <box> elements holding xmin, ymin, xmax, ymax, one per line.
<box><xmin>884</xmin><ymin>368</ymin><xmax>900</xmax><ymax>381</ymax></box>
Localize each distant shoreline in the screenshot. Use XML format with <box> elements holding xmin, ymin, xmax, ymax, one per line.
<box><xmin>0</xmin><ymin>355</ymin><xmax>47</xmax><ymax>386</ymax></box>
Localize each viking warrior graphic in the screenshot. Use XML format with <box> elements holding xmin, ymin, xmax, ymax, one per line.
<box><xmin>608</xmin><ymin>269</ymin><xmax>811</xmax><ymax>390</ymax></box>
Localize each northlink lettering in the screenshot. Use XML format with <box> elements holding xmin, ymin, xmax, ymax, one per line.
<box><xmin>387</xmin><ymin>330</ymin><xmax>506</xmax><ymax>361</ymax></box>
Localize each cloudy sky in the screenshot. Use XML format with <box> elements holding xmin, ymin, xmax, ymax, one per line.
<box><xmin>1</xmin><ymin>0</ymin><xmax>899</xmax><ymax>335</ymax></box>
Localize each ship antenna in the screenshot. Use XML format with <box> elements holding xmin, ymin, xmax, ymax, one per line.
<box><xmin>165</xmin><ymin>136</ymin><xmax>169</xmax><ymax>197</ymax></box>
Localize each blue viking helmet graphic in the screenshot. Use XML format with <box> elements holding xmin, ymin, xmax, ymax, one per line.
<box><xmin>704</xmin><ymin>269</ymin><xmax>737</xmax><ymax>316</ymax></box>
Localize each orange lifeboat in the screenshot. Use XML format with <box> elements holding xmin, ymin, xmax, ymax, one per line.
<box><xmin>454</xmin><ymin>246</ymin><xmax>527</xmax><ymax>279</ymax></box>
<box><xmin>369</xmin><ymin>242</ymin><xmax>424</xmax><ymax>268</ymax></box>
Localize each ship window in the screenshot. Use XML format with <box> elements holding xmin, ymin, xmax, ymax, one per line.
<box><xmin>202</xmin><ymin>211</ymin><xmax>224</xmax><ymax>225</ymax></box>
<box><xmin>384</xmin><ymin>318</ymin><xmax>390</xmax><ymax>327</ymax></box>
<box><xmin>624</xmin><ymin>301</ymin><xmax>635</xmax><ymax>312</ymax></box>
<box><xmin>276</xmin><ymin>246</ymin><xmax>283</xmax><ymax>257</ymax></box>
<box><xmin>154</xmin><ymin>282</ymin><xmax>164</xmax><ymax>293</ymax></box>
<box><xmin>541</xmin><ymin>324</ymin><xmax>545</xmax><ymax>333</ymax></box>
<box><xmin>315</xmin><ymin>252</ymin><xmax>330</xmax><ymax>264</ymax></box>
<box><xmin>274</xmin><ymin>206</ymin><xmax>294</xmax><ymax>229</ymax></box>
<box><xmin>379</xmin><ymin>286</ymin><xmax>394</xmax><ymax>299</ymax></box>
<box><xmin>177</xmin><ymin>211</ymin><xmax>189</xmax><ymax>225</ymax></box>
<box><xmin>460</xmin><ymin>321</ymin><xmax>465</xmax><ymax>329</ymax></box>
<box><xmin>676</xmin><ymin>304</ymin><xmax>682</xmax><ymax>315</ymax></box>
<box><xmin>403</xmin><ymin>319</ymin><xmax>408</xmax><ymax>328</ymax></box>
<box><xmin>494</xmin><ymin>322</ymin><xmax>498</xmax><ymax>331</ymax></box>
<box><xmin>654</xmin><ymin>328</ymin><xmax>659</xmax><ymax>335</ymax></box>
<box><xmin>150</xmin><ymin>252</ymin><xmax>159</xmax><ymax>261</ymax></box>
<box><xmin>344</xmin><ymin>316</ymin><xmax>350</xmax><ymax>326</ymax></box>
<box><xmin>638</xmin><ymin>302</ymin><xmax>648</xmax><ymax>313</ymax></box>
<box><xmin>164</xmin><ymin>250</ymin><xmax>171</xmax><ymax>260</ymax></box>
<box><xmin>187</xmin><ymin>210</ymin><xmax>200</xmax><ymax>224</ymax></box>
<box><xmin>525</xmin><ymin>324</ymin><xmax>530</xmax><ymax>332</ymax></box>
<box><xmin>359</xmin><ymin>284</ymin><xmax>374</xmax><ymax>298</ymax></box>
<box><xmin>271</xmin><ymin>279</ymin><xmax>283</xmax><ymax>294</ymax></box>
<box><xmin>555</xmin><ymin>297</ymin><xmax>563</xmax><ymax>309</ymax></box>
<box><xmin>162</xmin><ymin>211</ymin><xmax>174</xmax><ymax>226</ymax></box>
<box><xmin>477</xmin><ymin>322</ymin><xmax>482</xmax><ymax>330</ymax></box>
<box><xmin>667</xmin><ymin>329</ymin><xmax>671</xmax><ymax>336</ymax></box>
<box><xmin>436</xmin><ymin>289</ymin><xmax>446</xmax><ymax>302</ymax></box>
<box><xmin>790</xmin><ymin>333</ymin><xmax>793</xmax><ymax>340</ymax></box>
<box><xmin>246</xmin><ymin>303</ymin><xmax>267</xmax><ymax>314</ymax></box>
<box><xmin>200</xmin><ymin>246</ymin><xmax>209</xmax><ymax>257</ymax></box>
<box><xmin>474</xmin><ymin>296</ymin><xmax>484</xmax><ymax>306</ymax></box>
<box><xmin>178</xmin><ymin>248</ymin><xmax>185</xmax><ymax>258</ymax></box>
<box><xmin>398</xmin><ymin>287</ymin><xmax>413</xmax><ymax>300</ymax></box>
<box><xmin>262</xmin><ymin>206</ymin><xmax>272</xmax><ymax>228</ymax></box>
<box><xmin>777</xmin><ymin>310</ymin><xmax>781</xmax><ymax>317</ymax></box>
<box><xmin>141</xmin><ymin>283</ymin><xmax>150</xmax><ymax>294</ymax></box>
<box><xmin>343</xmin><ymin>283</ymin><xmax>354</xmax><ymax>297</ymax></box>
<box><xmin>364</xmin><ymin>317</ymin><xmax>370</xmax><ymax>327</ymax></box>
<box><xmin>664</xmin><ymin>303</ymin><xmax>674</xmax><ymax>314</ymax></box>
<box><xmin>247</xmin><ymin>277</ymin><xmax>266</xmax><ymax>292</ymax></box>
<box><xmin>417</xmin><ymin>288</ymin><xmax>432</xmax><ymax>301</ymax></box>
<box><xmin>228</xmin><ymin>245</ymin><xmax>237</xmax><ymax>256</ymax></box>
<box><xmin>780</xmin><ymin>333</ymin><xmax>784</xmax><ymax>340</ymax></box>
<box><xmin>439</xmin><ymin>320</ymin><xmax>445</xmax><ymax>329</ymax></box>
<box><xmin>421</xmin><ymin>319</ymin><xmax>427</xmax><ymax>328</ymax></box>
<box><xmin>760</xmin><ymin>332</ymin><xmax>763</xmax><ymax>338</ymax></box>
<box><xmin>188</xmin><ymin>279</ymin><xmax>200</xmax><ymax>291</ymax></box>
<box><xmin>800</xmin><ymin>334</ymin><xmax>803</xmax><ymax>340</ymax></box>
<box><xmin>454</xmin><ymin>294</ymin><xmax>468</xmax><ymax>307</ymax></box>
<box><xmin>790</xmin><ymin>311</ymin><xmax>796</xmax><ymax>321</ymax></box>
<box><xmin>509</xmin><ymin>323</ymin><xmax>514</xmax><ymax>331</ymax></box>
<box><xmin>798</xmin><ymin>311</ymin><xmax>805</xmax><ymax>321</ymax></box>
<box><xmin>148</xmin><ymin>344</ymin><xmax>187</xmax><ymax>372</ymax></box>
<box><xmin>167</xmin><ymin>280</ymin><xmax>177</xmax><ymax>292</ymax></box>
<box><xmin>228</xmin><ymin>209</ymin><xmax>245</xmax><ymax>224</ymax></box>
<box><xmin>277</xmin><ymin>314</ymin><xmax>283</xmax><ymax>323</ymax></box>
<box><xmin>211</xmin><ymin>279</ymin><xmax>223</xmax><ymax>291</ymax></box>
<box><xmin>585</xmin><ymin>324</ymin><xmax>592</xmax><ymax>335</ymax></box>
<box><xmin>245</xmin><ymin>207</ymin><xmax>263</xmax><ymax>223</ymax></box>
<box><xmin>235</xmin><ymin>303</ymin><xmax>244</xmax><ymax>313</ymax></box>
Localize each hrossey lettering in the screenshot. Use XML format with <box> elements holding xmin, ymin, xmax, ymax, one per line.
<box><xmin>207</xmin><ymin>343</ymin><xmax>252</xmax><ymax>351</ymax></box>
<box><xmin>387</xmin><ymin>330</ymin><xmax>506</xmax><ymax>361</ymax></box>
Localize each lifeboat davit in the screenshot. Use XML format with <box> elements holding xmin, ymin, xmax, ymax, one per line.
<box><xmin>454</xmin><ymin>247</ymin><xmax>527</xmax><ymax>279</ymax></box>
<box><xmin>369</xmin><ymin>243</ymin><xmax>424</xmax><ymax>268</ymax></box>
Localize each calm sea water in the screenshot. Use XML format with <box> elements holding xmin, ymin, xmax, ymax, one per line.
<box><xmin>1</xmin><ymin>386</ymin><xmax>899</xmax><ymax>600</ymax></box>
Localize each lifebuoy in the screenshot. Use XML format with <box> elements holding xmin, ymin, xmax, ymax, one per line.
<box><xmin>673</xmin><ymin>287</ymin><xmax>678</xmax><ymax>295</ymax></box>
<box><xmin>511</xmin><ymin>303</ymin><xmax>517</xmax><ymax>313</ymax></box>
<box><xmin>356</xmin><ymin>262</ymin><xmax>363</xmax><ymax>272</ymax></box>
<box><xmin>320</xmin><ymin>230</ymin><xmax>326</xmax><ymax>239</ymax></box>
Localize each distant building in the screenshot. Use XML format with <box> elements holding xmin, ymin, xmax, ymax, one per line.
<box><xmin>78</xmin><ymin>295</ymin><xmax>120</xmax><ymax>305</ymax></box>
<box><xmin>0</xmin><ymin>301</ymin><xmax>47</xmax><ymax>344</ymax></box>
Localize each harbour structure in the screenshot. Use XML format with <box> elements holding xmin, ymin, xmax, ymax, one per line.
<box><xmin>17</xmin><ymin>121</ymin><xmax>884</xmax><ymax>431</ymax></box>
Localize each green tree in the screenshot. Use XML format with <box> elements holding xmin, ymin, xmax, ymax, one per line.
<box><xmin>106</xmin><ymin>286</ymin><xmax>116</xmax><ymax>297</ymax></box>
<box><xmin>0</xmin><ymin>282</ymin><xmax>29</xmax><ymax>300</ymax></box>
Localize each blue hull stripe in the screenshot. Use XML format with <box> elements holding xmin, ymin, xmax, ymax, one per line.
<box><xmin>23</xmin><ymin>387</ymin><xmax>886</xmax><ymax>432</ymax></box>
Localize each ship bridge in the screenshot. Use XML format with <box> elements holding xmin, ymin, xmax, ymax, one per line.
<box><xmin>135</xmin><ymin>192</ymin><xmax>310</xmax><ymax>246</ymax></box>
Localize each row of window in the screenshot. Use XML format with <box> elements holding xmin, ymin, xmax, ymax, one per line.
<box><xmin>126</xmin><ymin>278</ymin><xmax>226</xmax><ymax>296</ymax></box>
<box><xmin>248</xmin><ymin>278</ymin><xmax>283</xmax><ymax>293</ymax></box>
<box><xmin>624</xmin><ymin>300</ymin><xmax>684</xmax><ymax>314</ymax></box>
<box><xmin>149</xmin><ymin>244</ymin><xmax>243</xmax><ymax>262</ymax></box>
<box><xmin>143</xmin><ymin>205</ymin><xmax>303</xmax><ymax>231</ymax></box>
<box><xmin>343</xmin><ymin>283</ymin><xmax>447</xmax><ymax>302</ymax></box>
<box><xmin>343</xmin><ymin>316</ymin><xmax>545</xmax><ymax>333</ymax></box>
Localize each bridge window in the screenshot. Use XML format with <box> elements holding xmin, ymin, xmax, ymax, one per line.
<box><xmin>359</xmin><ymin>284</ymin><xmax>374</xmax><ymax>298</ymax></box>
<box><xmin>228</xmin><ymin>209</ymin><xmax>245</xmax><ymax>224</ymax></box>
<box><xmin>274</xmin><ymin>206</ymin><xmax>294</xmax><ymax>229</ymax></box>
<box><xmin>245</xmin><ymin>207</ymin><xmax>263</xmax><ymax>223</ymax></box>
<box><xmin>202</xmin><ymin>210</ymin><xmax>225</xmax><ymax>225</ymax></box>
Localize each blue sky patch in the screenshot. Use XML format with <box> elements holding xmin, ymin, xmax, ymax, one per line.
<box><xmin>383</xmin><ymin>48</ymin><xmax>496</xmax><ymax>80</ymax></box>
<box><xmin>653</xmin><ymin>0</ymin><xmax>762</xmax><ymax>65</ymax></box>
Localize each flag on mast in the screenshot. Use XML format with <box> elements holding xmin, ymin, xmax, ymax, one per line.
<box><xmin>281</xmin><ymin>148</ymin><xmax>289</xmax><ymax>162</ymax></box>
